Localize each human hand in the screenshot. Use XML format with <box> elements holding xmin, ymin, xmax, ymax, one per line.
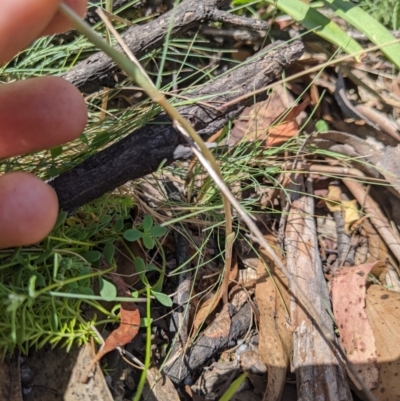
<box><xmin>0</xmin><ymin>0</ymin><xmax>88</xmax><ymax>248</ymax></box>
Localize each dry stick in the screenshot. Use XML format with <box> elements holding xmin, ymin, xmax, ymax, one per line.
<box><xmin>220</xmin><ymin>38</ymin><xmax>400</xmax><ymax>111</ymax></box>
<box><xmin>60</xmin><ymin>5</ymin><xmax>377</xmax><ymax>399</ymax></box>
<box><xmin>343</xmin><ymin>179</ymin><xmax>400</xmax><ymax>263</ymax></box>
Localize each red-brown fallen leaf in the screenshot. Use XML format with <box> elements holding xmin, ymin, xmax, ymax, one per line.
<box><xmin>81</xmin><ymin>275</ymin><xmax>140</xmax><ymax>383</ymax></box>
<box><xmin>332</xmin><ymin>261</ymin><xmax>386</xmax><ymax>390</ymax></box>
<box><xmin>228</xmin><ymin>86</ymin><xmax>309</xmax><ymax>147</ymax></box>
<box><xmin>266</xmin><ymin>97</ymin><xmax>310</xmax><ymax>146</ymax></box>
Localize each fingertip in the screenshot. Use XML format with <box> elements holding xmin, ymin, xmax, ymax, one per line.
<box><xmin>0</xmin><ymin>173</ymin><xmax>59</xmax><ymax>249</ymax></box>
<box><xmin>41</xmin><ymin>0</ymin><xmax>87</xmax><ymax>36</ymax></box>
<box><xmin>0</xmin><ymin>76</ymin><xmax>87</xmax><ymax>158</ymax></box>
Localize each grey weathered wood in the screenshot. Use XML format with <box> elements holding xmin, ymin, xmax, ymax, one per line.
<box><xmin>50</xmin><ymin>40</ymin><xmax>304</xmax><ymax>211</ymax></box>
<box><xmin>162</xmin><ymin>303</ymin><xmax>251</xmax><ymax>384</ymax></box>
<box><xmin>284</xmin><ymin>176</ymin><xmax>352</xmax><ymax>401</ymax></box>
<box><xmin>63</xmin><ymin>0</ymin><xmax>269</xmax><ymax>92</ymax></box>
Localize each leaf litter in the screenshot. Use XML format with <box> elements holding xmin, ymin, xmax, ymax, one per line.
<box><xmin>5</xmin><ymin>3</ymin><xmax>400</xmax><ymax>401</ymax></box>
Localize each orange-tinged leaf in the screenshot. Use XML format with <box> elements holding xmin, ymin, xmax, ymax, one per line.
<box><xmin>81</xmin><ymin>275</ymin><xmax>140</xmax><ymax>383</ymax></box>
<box><xmin>266</xmin><ymin>97</ymin><xmax>310</xmax><ymax>146</ymax></box>
<box><xmin>332</xmin><ymin>261</ymin><xmax>386</xmax><ymax>390</ymax></box>
<box><xmin>366</xmin><ymin>285</ymin><xmax>400</xmax><ymax>401</ymax></box>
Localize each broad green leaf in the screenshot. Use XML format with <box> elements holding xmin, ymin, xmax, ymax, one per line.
<box><xmin>270</xmin><ymin>0</ymin><xmax>363</xmax><ymax>56</ymax></box>
<box><xmin>151</xmin><ymin>290</ymin><xmax>172</xmax><ymax>307</ymax></box>
<box><xmin>79</xmin><ymin>286</ymin><xmax>95</xmax><ymax>296</ymax></box>
<box><xmin>142</xmin><ymin>215</ymin><xmax>153</xmax><ymax>232</ymax></box>
<box><xmin>32</xmin><ymin>272</ymin><xmax>46</xmax><ymax>287</ymax></box>
<box><xmin>142</xmin><ymin>234</ymin><xmax>155</xmax><ymax>250</ymax></box>
<box><xmin>114</xmin><ymin>218</ymin><xmax>124</xmax><ymax>232</ymax></box>
<box><xmin>103</xmin><ymin>242</ymin><xmax>115</xmax><ymax>264</ymax></box>
<box><xmin>146</xmin><ymin>264</ymin><xmax>160</xmax><ymax>272</ymax></box>
<box><xmin>123</xmin><ymin>228</ymin><xmax>142</xmax><ymax>242</ymax></box>
<box><xmin>82</xmin><ymin>250</ymin><xmax>101</xmax><ymax>263</ymax></box>
<box><xmin>150</xmin><ymin>225</ymin><xmax>167</xmax><ymax>238</ymax></box>
<box><xmin>135</xmin><ymin>257</ymin><xmax>146</xmax><ymax>274</ymax></box>
<box><xmin>53</xmin><ymin>210</ymin><xmax>68</xmax><ymax>230</ymax></box>
<box><xmin>135</xmin><ymin>257</ymin><xmax>149</xmax><ymax>285</ymax></box>
<box><xmin>315</xmin><ymin>119</ymin><xmax>329</xmax><ymax>132</ymax></box>
<box><xmin>99</xmin><ymin>214</ymin><xmax>112</xmax><ymax>225</ymax></box>
<box><xmin>66</xmin><ymin>281</ymin><xmax>79</xmax><ymax>290</ymax></box>
<box><xmin>324</xmin><ymin>0</ymin><xmax>400</xmax><ymax>69</ymax></box>
<box><xmin>98</xmin><ymin>277</ymin><xmax>117</xmax><ymax>301</ymax></box>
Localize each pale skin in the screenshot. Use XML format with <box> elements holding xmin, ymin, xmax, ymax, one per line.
<box><xmin>0</xmin><ymin>0</ymin><xmax>88</xmax><ymax>248</ymax></box>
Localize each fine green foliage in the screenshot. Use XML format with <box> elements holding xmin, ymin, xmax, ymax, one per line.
<box><xmin>123</xmin><ymin>215</ymin><xmax>167</xmax><ymax>250</ymax></box>
<box><xmin>0</xmin><ymin>195</ymin><xmax>133</xmax><ymax>354</ymax></box>
<box><xmin>354</xmin><ymin>0</ymin><xmax>400</xmax><ymax>30</ymax></box>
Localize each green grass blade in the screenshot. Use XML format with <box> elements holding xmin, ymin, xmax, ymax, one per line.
<box><xmin>324</xmin><ymin>0</ymin><xmax>400</xmax><ymax>69</ymax></box>
<box><xmin>218</xmin><ymin>373</ymin><xmax>248</xmax><ymax>401</ymax></box>
<box><xmin>269</xmin><ymin>0</ymin><xmax>363</xmax><ymax>56</ymax></box>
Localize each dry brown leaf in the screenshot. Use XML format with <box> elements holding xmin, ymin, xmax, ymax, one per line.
<box><xmin>81</xmin><ymin>275</ymin><xmax>140</xmax><ymax>383</ymax></box>
<box><xmin>366</xmin><ymin>285</ymin><xmax>400</xmax><ymax>401</ymax></box>
<box><xmin>332</xmin><ymin>261</ymin><xmax>387</xmax><ymax>390</ymax></box>
<box><xmin>65</xmin><ymin>343</ymin><xmax>114</xmax><ymax>401</ymax></box>
<box><xmin>256</xmin><ymin>239</ymin><xmax>291</xmax><ymax>401</ymax></box>
<box><xmin>228</xmin><ymin>85</ymin><xmax>307</xmax><ymax>147</ymax></box>
<box><xmin>192</xmin><ymin>258</ymin><xmax>238</xmax><ymax>334</ymax></box>
<box><xmin>266</xmin><ymin>97</ymin><xmax>310</xmax><ymax>146</ymax></box>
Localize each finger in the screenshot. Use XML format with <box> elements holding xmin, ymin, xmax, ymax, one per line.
<box><xmin>0</xmin><ymin>76</ymin><xmax>87</xmax><ymax>158</ymax></box>
<box><xmin>41</xmin><ymin>0</ymin><xmax>87</xmax><ymax>36</ymax></box>
<box><xmin>0</xmin><ymin>172</ymin><xmax>59</xmax><ymax>249</ymax></box>
<box><xmin>0</xmin><ymin>0</ymin><xmax>87</xmax><ymax>65</ymax></box>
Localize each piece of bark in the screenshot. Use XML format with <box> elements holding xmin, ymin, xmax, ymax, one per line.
<box><xmin>256</xmin><ymin>245</ymin><xmax>292</xmax><ymax>401</ymax></box>
<box><xmin>162</xmin><ymin>303</ymin><xmax>251</xmax><ymax>384</ymax></box>
<box><xmin>50</xmin><ymin>40</ymin><xmax>304</xmax><ymax>211</ymax></box>
<box><xmin>64</xmin><ymin>0</ymin><xmax>269</xmax><ymax>92</ymax></box>
<box><xmin>284</xmin><ymin>176</ymin><xmax>352</xmax><ymax>401</ymax></box>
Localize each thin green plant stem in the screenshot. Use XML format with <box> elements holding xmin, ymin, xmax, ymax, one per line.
<box><xmin>59</xmin><ymin>4</ymin><xmax>376</xmax><ymax>399</ymax></box>
<box><xmin>48</xmin><ymin>291</ymin><xmax>149</xmax><ymax>303</ymax></box>
<box><xmin>133</xmin><ymin>286</ymin><xmax>152</xmax><ymax>401</ymax></box>
<box><xmin>34</xmin><ymin>266</ymin><xmax>114</xmax><ymax>297</ymax></box>
<box><xmin>218</xmin><ymin>373</ymin><xmax>248</xmax><ymax>401</ymax></box>
<box><xmin>155</xmin><ymin>0</ymin><xmax>179</xmax><ymax>89</ymax></box>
